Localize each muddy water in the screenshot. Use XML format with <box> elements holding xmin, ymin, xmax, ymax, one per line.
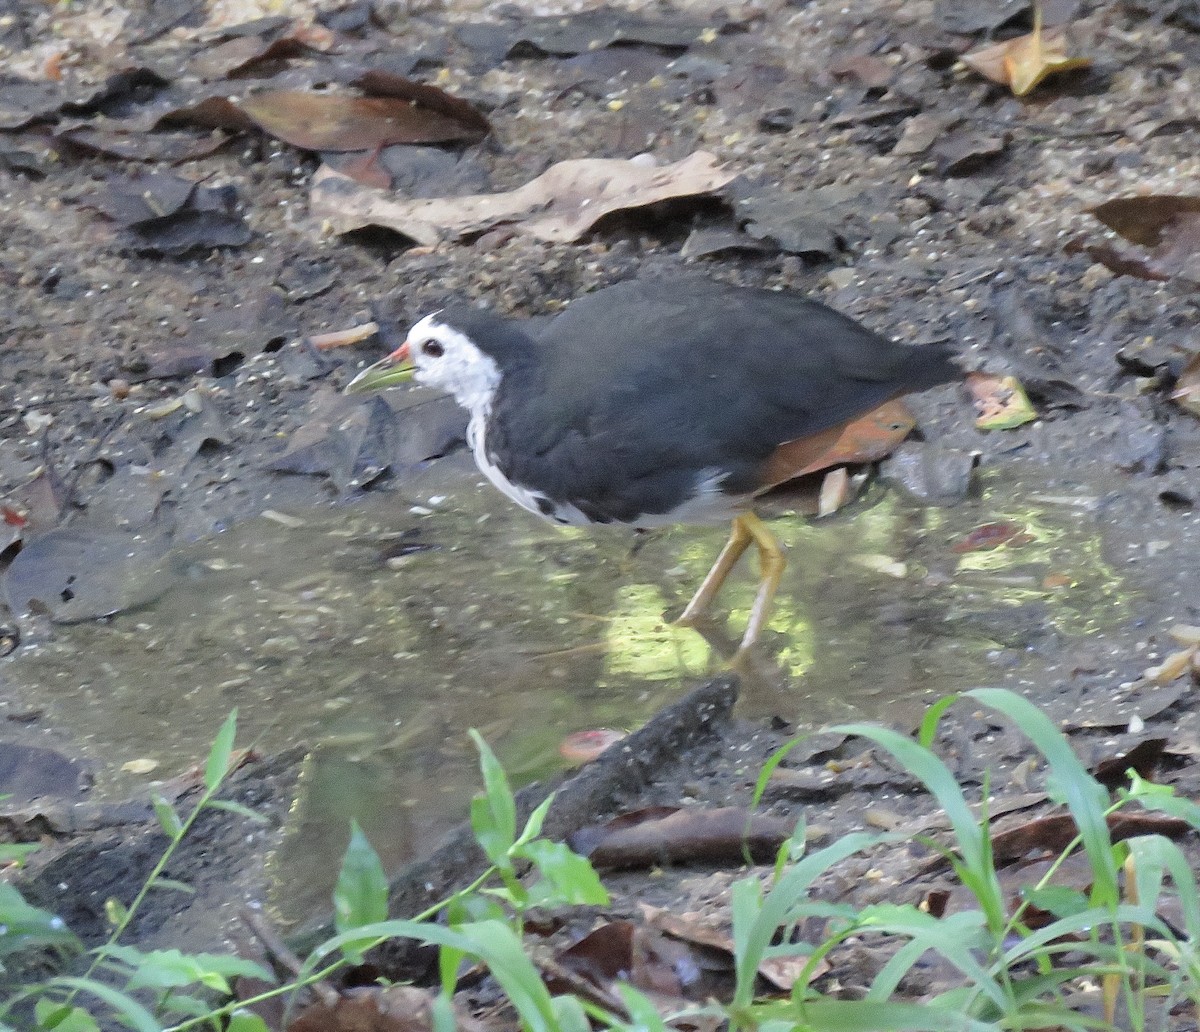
<box><xmin>1</xmin><ymin>460</ymin><xmax>1134</xmax><ymax>922</ymax></box>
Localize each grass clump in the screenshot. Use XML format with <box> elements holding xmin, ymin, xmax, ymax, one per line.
<box><xmin>3</xmin><ymin>687</ymin><xmax>1200</xmax><ymax>1031</ymax></box>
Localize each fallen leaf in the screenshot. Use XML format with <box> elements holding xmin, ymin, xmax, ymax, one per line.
<box><xmin>121</xmin><ymin>758</ymin><xmax>159</xmax><ymax>775</ymax></box>
<box><xmin>1087</xmin><ymin>195</ymin><xmax>1200</xmax><ymax>247</ymax></box>
<box><xmin>1169</xmin><ymin>353</ymin><xmax>1200</xmax><ymax>417</ymax></box>
<box><xmin>961</xmin><ymin>13</ymin><xmax>1089</xmax><ymax>96</ymax></box>
<box><xmin>735</xmin><ymin>190</ymin><xmax>843</xmax><ymax>259</ymax></box>
<box><xmin>640</xmin><ymin>904</ymin><xmax>830</xmax><ymax>990</ymax></box>
<box><xmin>1144</xmin><ymin>647</ymin><xmax>1197</xmax><ymax>685</ymax></box>
<box><xmin>823</xmin><ymin>400</ymin><xmax>915</xmax><ymax>468</ymax></box>
<box><xmin>827</xmin><ymin>53</ymin><xmax>893</xmax><ymax>89</ymax></box>
<box><xmin>990</xmin><ymin>811</ymin><xmax>1190</xmax><ymax>864</ymax></box>
<box><xmin>935</xmin><ymin>0</ymin><xmax>1030</xmax><ymax>33</ymax></box>
<box><xmin>559</xmin><ymin>729</ymin><xmax>627</xmax><ymax>764</ymax></box>
<box><xmin>891</xmin><ymin>113</ymin><xmax>958</xmax><ymax>156</ymax></box>
<box><xmin>310</xmin><ymin>151</ymin><xmax>738</xmax><ymax>245</ymax></box>
<box><xmin>55</xmin><ymin>124</ymin><xmax>228</xmax><ymax>163</ymax></box>
<box><xmin>238</xmin><ymin>91</ymin><xmax>484</xmax><ymax>151</ymax></box>
<box><xmin>1091</xmin><ymin>738</ymin><xmax>1166</xmax><ymax>789</ymax></box>
<box><xmin>952</xmin><ymin>521</ymin><xmax>1031</xmax><ymax>553</ymax></box>
<box><xmin>503</xmin><ymin>8</ymin><xmax>715</xmax><ymax>57</ymax></box>
<box><xmin>157</xmin><ymin>79</ymin><xmax>489</xmax><ymax>152</ymax></box>
<box><xmin>290</xmin><ymin>985</ymin><xmax>488</xmax><ymax>1032</ymax></box>
<box><xmin>934</xmin><ymin>130</ymin><xmax>1008</xmax><ymax>177</ymax></box>
<box><xmin>548</xmin><ymin>920</ymin><xmax>718</xmax><ymax>1009</ymax></box>
<box><xmin>189</xmin><ymin>22</ymin><xmax>333</xmax><ymax>80</ymax></box>
<box><xmin>1076</xmin><ymin>196</ymin><xmax>1200</xmax><ymax>285</ymax></box>
<box><xmin>90</xmin><ymin>172</ymin><xmax>250</xmax><ymax>254</ymax></box>
<box><xmin>568</xmin><ymin>806</ymin><xmax>794</xmax><ymax>870</ymax></box>
<box><xmin>351</xmin><ymin>69</ymin><xmax>492</xmax><ymax>138</ymax></box>
<box><xmin>966</xmin><ymin>371</ymin><xmax>1037</xmax><ymax>429</ymax></box>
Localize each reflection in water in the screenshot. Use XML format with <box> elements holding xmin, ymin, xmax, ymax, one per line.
<box><xmin>1</xmin><ymin>464</ymin><xmax>1133</xmax><ymax>921</ymax></box>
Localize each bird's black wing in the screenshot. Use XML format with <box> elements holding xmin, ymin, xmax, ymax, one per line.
<box><xmin>488</xmin><ymin>279</ymin><xmax>958</xmax><ymax>522</ymax></box>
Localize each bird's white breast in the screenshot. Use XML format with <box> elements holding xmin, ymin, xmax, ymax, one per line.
<box><xmin>467</xmin><ymin>412</ymin><xmax>733</xmax><ymax>529</ymax></box>
<box><xmin>467</xmin><ymin>412</ymin><xmax>592</xmax><ymax>526</ymax></box>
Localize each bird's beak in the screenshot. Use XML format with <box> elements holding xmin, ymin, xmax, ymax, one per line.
<box><xmin>344</xmin><ymin>341</ymin><xmax>414</xmax><ymax>393</ymax></box>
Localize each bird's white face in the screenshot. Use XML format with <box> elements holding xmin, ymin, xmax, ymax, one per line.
<box><xmin>405</xmin><ymin>314</ymin><xmax>502</xmax><ymax>414</ymax></box>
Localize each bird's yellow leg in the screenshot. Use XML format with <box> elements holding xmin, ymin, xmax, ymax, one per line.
<box><xmin>675</xmin><ymin>515</ymin><xmax>753</xmax><ymax>627</ymax></box>
<box><xmin>736</xmin><ymin>512</ymin><xmax>787</xmax><ymax>656</ymax></box>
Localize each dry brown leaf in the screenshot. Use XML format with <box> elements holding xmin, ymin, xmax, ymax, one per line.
<box><xmin>961</xmin><ymin>14</ymin><xmax>1089</xmax><ymax>97</ymax></box>
<box><xmin>238</xmin><ymin>91</ymin><xmax>486</xmax><ymax>151</ymax></box>
<box><xmin>952</xmin><ymin>521</ymin><xmax>1033</xmax><ymax>554</ymax></box>
<box><xmin>827</xmin><ymin>53</ymin><xmax>893</xmax><ymax>89</ymax></box>
<box><xmin>1145</xmin><ymin>646</ymin><xmax>1197</xmax><ymax>685</ymax></box>
<box><xmin>568</xmin><ymin>805</ymin><xmax>793</xmax><ymax>870</ymax></box>
<box><xmin>1172</xmin><ymin>353</ymin><xmax>1200</xmax><ymax>417</ymax></box>
<box><xmin>310</xmin><ymin>152</ymin><xmax>738</xmax><ymax>245</ymax></box>
<box><xmin>157</xmin><ymin>79</ymin><xmax>488</xmax><ymax>152</ymax></box>
<box><xmin>289</xmin><ymin>985</ymin><xmax>488</xmax><ymax>1032</ymax></box>
<box><xmin>639</xmin><ymin>904</ymin><xmax>830</xmax><ymax>990</ymax></box>
<box><xmin>1088</xmin><ymin>195</ymin><xmax>1200</xmax><ymax>247</ymax></box>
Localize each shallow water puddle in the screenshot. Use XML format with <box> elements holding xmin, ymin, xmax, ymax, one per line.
<box><xmin>1</xmin><ymin>462</ymin><xmax>1134</xmax><ymax>922</ymax></box>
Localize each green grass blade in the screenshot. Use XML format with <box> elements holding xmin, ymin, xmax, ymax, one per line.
<box><xmin>732</xmin><ymin>831</ymin><xmax>881</xmax><ymax>1009</ymax></box>
<box><xmin>918</xmin><ymin>693</ymin><xmax>960</xmax><ymax>750</ymax></box>
<box><xmin>333</xmin><ymin>820</ymin><xmax>389</xmax><ymax>936</ymax></box>
<box><xmin>770</xmin><ymin>998</ymin><xmax>998</xmax><ymax>1031</ymax></box>
<box><xmin>46</xmin><ymin>977</ymin><xmax>159</xmax><ymax>1032</ymax></box>
<box><xmin>151</xmin><ymin>795</ymin><xmax>183</xmax><ymax>839</ymax></box>
<box><xmin>1127</xmin><ymin>834</ymin><xmax>1200</xmax><ymax>936</ymax></box>
<box><xmin>204</xmin><ymin>711</ymin><xmax>238</xmax><ymax>792</ymax></box>
<box><xmin>226</xmin><ymin>1012</ymin><xmax>271</xmax><ymax>1032</ymax></box>
<box><xmin>299</xmin><ymin>919</ymin><xmax>559</xmax><ymax>1032</ymax></box>
<box><xmin>468</xmin><ymin>730</ymin><xmax>516</xmax><ymax>862</ymax></box>
<box><xmin>829</xmin><ymin>722</ymin><xmax>1005</xmax><ymax>930</ymax></box>
<box><xmin>967</xmin><ymin>688</ymin><xmax>1117</xmax><ymax>905</ymax></box>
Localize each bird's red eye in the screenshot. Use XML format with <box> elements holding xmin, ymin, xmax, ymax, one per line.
<box><xmin>422</xmin><ymin>340</ymin><xmax>444</xmax><ymax>358</ymax></box>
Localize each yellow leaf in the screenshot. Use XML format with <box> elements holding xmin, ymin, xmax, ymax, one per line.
<box><xmin>966</xmin><ymin>372</ymin><xmax>1038</xmax><ymax>430</ymax></box>
<box><xmin>961</xmin><ymin>3</ymin><xmax>1090</xmax><ymax>97</ymax></box>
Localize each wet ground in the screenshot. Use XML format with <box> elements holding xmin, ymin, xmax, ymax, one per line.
<box><xmin>2</xmin><ymin>0</ymin><xmax>1200</xmax><ymax>1007</ymax></box>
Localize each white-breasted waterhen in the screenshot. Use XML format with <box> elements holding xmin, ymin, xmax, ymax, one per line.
<box><xmin>346</xmin><ymin>278</ymin><xmax>959</xmax><ymax>660</ymax></box>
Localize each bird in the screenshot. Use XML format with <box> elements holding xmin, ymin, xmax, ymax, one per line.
<box><xmin>346</xmin><ymin>277</ymin><xmax>959</xmax><ymax>661</ymax></box>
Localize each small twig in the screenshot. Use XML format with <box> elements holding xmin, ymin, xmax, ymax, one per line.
<box><xmin>239</xmin><ymin>908</ymin><xmax>340</xmax><ymax>1008</ymax></box>
<box><xmin>533</xmin><ymin>954</ymin><xmax>630</xmax><ymax>1019</ymax></box>
<box><xmin>308</xmin><ymin>322</ymin><xmax>380</xmax><ymax>351</ymax></box>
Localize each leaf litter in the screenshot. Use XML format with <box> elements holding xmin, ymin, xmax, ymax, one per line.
<box><xmin>6</xmin><ymin>0</ymin><xmax>1200</xmax><ymax>1025</ymax></box>
<box><xmin>310</xmin><ymin>151</ymin><xmax>738</xmax><ymax>245</ymax></box>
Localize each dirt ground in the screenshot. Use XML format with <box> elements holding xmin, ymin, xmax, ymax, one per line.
<box><xmin>4</xmin><ymin>0</ymin><xmax>1200</xmax><ymax>1023</ymax></box>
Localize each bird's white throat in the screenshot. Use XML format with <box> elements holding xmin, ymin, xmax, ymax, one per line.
<box><xmin>409</xmin><ymin>315</ymin><xmax>503</xmax><ymax>419</ymax></box>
